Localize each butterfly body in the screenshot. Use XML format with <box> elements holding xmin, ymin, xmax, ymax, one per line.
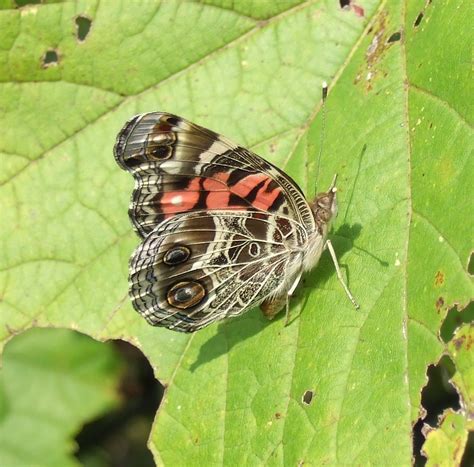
<box><xmin>115</xmin><ymin>112</ymin><xmax>342</xmax><ymax>332</ymax></box>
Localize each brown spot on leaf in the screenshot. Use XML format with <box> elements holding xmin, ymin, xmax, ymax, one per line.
<box><xmin>354</xmin><ymin>11</ymin><xmax>398</xmax><ymax>91</ymax></box>
<box><xmin>468</xmin><ymin>335</ymin><xmax>473</xmax><ymax>351</ymax></box>
<box><xmin>458</xmin><ymin>331</ymin><xmax>474</xmax><ymax>351</ymax></box>
<box><xmin>452</xmin><ymin>336</ymin><xmax>464</xmax><ymax>351</ymax></box>
<box><xmin>339</xmin><ymin>0</ymin><xmax>365</xmax><ymax>17</ymax></box>
<box><xmin>274</xmin><ymin>412</ymin><xmax>282</xmax><ymax>420</ymax></box>
<box><xmin>436</xmin><ymin>297</ymin><xmax>445</xmax><ymax>311</ymax></box>
<box><xmin>434</xmin><ymin>270</ymin><xmax>445</xmax><ymax>286</ymax></box>
<box><xmin>351</xmin><ymin>4</ymin><xmax>365</xmax><ymax>17</ymax></box>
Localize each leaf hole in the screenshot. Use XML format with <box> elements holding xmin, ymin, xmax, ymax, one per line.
<box><xmin>440</xmin><ymin>302</ymin><xmax>474</xmax><ymax>343</ymax></box>
<box><xmin>75</xmin><ymin>339</ymin><xmax>163</xmax><ymax>465</ymax></box>
<box><xmin>75</xmin><ymin>15</ymin><xmax>92</xmax><ymax>42</ymax></box>
<box><xmin>412</xmin><ymin>355</ymin><xmax>460</xmax><ymax>465</ymax></box>
<box><xmin>414</xmin><ymin>12</ymin><xmax>424</xmax><ymax>27</ymax></box>
<box><xmin>387</xmin><ymin>31</ymin><xmax>401</xmax><ymax>43</ymax></box>
<box><xmin>41</xmin><ymin>49</ymin><xmax>59</xmax><ymax>68</ymax></box>
<box><xmin>302</xmin><ymin>389</ymin><xmax>314</xmax><ymax>405</ymax></box>
<box><xmin>468</xmin><ymin>252</ymin><xmax>474</xmax><ymax>275</ymax></box>
<box><xmin>339</xmin><ymin>0</ymin><xmax>364</xmax><ymax>17</ymax></box>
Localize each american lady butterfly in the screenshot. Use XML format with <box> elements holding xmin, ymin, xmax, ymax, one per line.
<box><xmin>114</xmin><ymin>112</ymin><xmax>358</xmax><ymax>332</ymax></box>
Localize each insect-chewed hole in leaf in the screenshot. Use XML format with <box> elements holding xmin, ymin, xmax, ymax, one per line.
<box><xmin>41</xmin><ymin>49</ymin><xmax>59</xmax><ymax>68</ymax></box>
<box><xmin>76</xmin><ymin>339</ymin><xmax>163</xmax><ymax>466</ymax></box>
<box><xmin>412</xmin><ymin>355</ymin><xmax>460</xmax><ymax>465</ymax></box>
<box><xmin>75</xmin><ymin>15</ymin><xmax>92</xmax><ymax>42</ymax></box>
<box><xmin>468</xmin><ymin>252</ymin><xmax>474</xmax><ymax>275</ymax></box>
<box><xmin>414</xmin><ymin>12</ymin><xmax>424</xmax><ymax>27</ymax></box>
<box><xmin>339</xmin><ymin>0</ymin><xmax>350</xmax><ymax>8</ymax></box>
<box><xmin>440</xmin><ymin>302</ymin><xmax>474</xmax><ymax>343</ymax></box>
<box><xmin>302</xmin><ymin>389</ymin><xmax>314</xmax><ymax>406</ymax></box>
<box><xmin>387</xmin><ymin>31</ymin><xmax>401</xmax><ymax>43</ymax></box>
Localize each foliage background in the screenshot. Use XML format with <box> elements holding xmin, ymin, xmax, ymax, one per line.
<box><xmin>0</xmin><ymin>0</ymin><xmax>472</xmax><ymax>465</ymax></box>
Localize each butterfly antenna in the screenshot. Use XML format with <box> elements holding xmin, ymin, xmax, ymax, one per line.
<box><xmin>315</xmin><ymin>81</ymin><xmax>328</xmax><ymax>193</ymax></box>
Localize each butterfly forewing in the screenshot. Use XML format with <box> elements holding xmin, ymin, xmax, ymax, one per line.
<box><xmin>114</xmin><ymin>113</ymin><xmax>315</xmax><ymax>238</ymax></box>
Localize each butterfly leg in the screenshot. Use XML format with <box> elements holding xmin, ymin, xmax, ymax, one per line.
<box><xmin>260</xmin><ymin>272</ymin><xmax>302</xmax><ymax>322</ymax></box>
<box><xmin>325</xmin><ymin>239</ymin><xmax>359</xmax><ymax>309</ymax></box>
<box><xmin>284</xmin><ymin>295</ymin><xmax>291</xmax><ymax>325</ymax></box>
<box><xmin>284</xmin><ymin>271</ymin><xmax>302</xmax><ymax>325</ymax></box>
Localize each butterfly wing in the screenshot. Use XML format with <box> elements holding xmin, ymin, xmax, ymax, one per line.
<box><xmin>114</xmin><ymin>112</ymin><xmax>315</xmax><ymax>239</ymax></box>
<box><xmin>129</xmin><ymin>210</ymin><xmax>307</xmax><ymax>332</ymax></box>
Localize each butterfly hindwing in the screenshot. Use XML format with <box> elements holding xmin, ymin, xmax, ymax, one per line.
<box><xmin>129</xmin><ymin>210</ymin><xmax>307</xmax><ymax>332</ymax></box>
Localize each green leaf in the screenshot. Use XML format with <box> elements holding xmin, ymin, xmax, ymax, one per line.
<box><xmin>422</xmin><ymin>410</ymin><xmax>473</xmax><ymax>467</ymax></box>
<box><xmin>447</xmin><ymin>323</ymin><xmax>474</xmax><ymax>416</ymax></box>
<box><xmin>0</xmin><ymin>328</ymin><xmax>122</xmax><ymax>466</ymax></box>
<box><xmin>0</xmin><ymin>0</ymin><xmax>472</xmax><ymax>464</ymax></box>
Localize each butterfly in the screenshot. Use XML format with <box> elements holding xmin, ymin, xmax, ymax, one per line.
<box><xmin>114</xmin><ymin>112</ymin><xmax>358</xmax><ymax>332</ymax></box>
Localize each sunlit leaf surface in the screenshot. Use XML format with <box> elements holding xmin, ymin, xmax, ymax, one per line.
<box><xmin>0</xmin><ymin>0</ymin><xmax>472</xmax><ymax>464</ymax></box>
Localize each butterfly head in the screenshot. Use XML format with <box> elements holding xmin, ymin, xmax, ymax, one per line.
<box><xmin>311</xmin><ymin>174</ymin><xmax>338</xmax><ymax>230</ymax></box>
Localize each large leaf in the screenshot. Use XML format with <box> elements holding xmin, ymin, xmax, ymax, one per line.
<box><xmin>0</xmin><ymin>0</ymin><xmax>472</xmax><ymax>464</ymax></box>
<box><xmin>0</xmin><ymin>328</ymin><xmax>122</xmax><ymax>466</ymax></box>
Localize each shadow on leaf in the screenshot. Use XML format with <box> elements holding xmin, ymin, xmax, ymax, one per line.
<box><xmin>190</xmin><ymin>222</ymin><xmax>368</xmax><ymax>370</ymax></box>
<box><xmin>189</xmin><ymin>311</ymin><xmax>268</xmax><ymax>372</ymax></box>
